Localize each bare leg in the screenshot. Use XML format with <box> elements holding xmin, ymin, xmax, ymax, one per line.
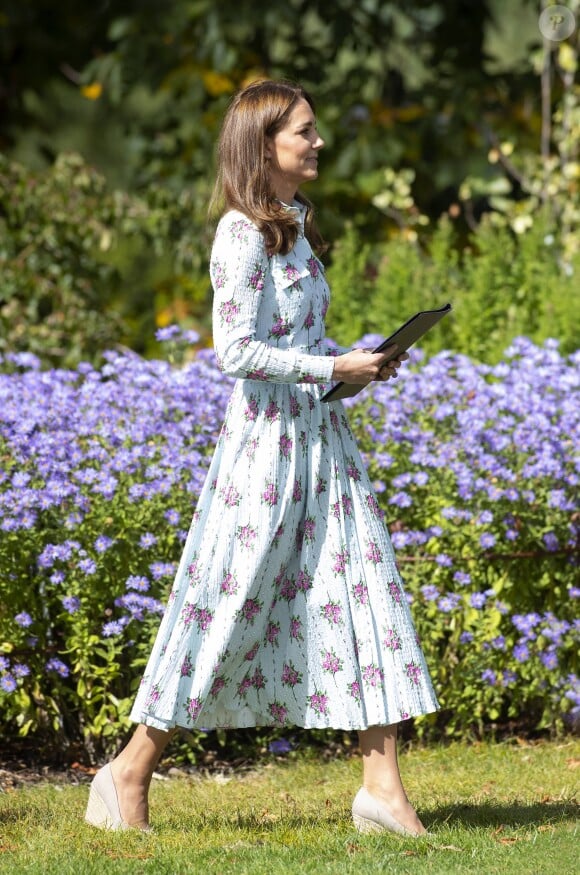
<box><xmin>109</xmin><ymin>724</ymin><xmax>175</xmax><ymax>828</ymax></box>
<box><xmin>357</xmin><ymin>724</ymin><xmax>426</xmax><ymax>835</ymax></box>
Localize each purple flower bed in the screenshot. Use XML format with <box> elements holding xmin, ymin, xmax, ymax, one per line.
<box><xmin>0</xmin><ymin>333</ymin><xmax>578</xmax><ymax>750</ymax></box>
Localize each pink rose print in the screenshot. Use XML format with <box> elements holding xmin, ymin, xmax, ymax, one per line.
<box><xmin>244</xmin><ymin>642</ymin><xmax>260</xmax><ymax>661</ymax></box>
<box><xmin>329</xmin><ymin>409</ymin><xmax>340</xmax><ymax>432</ymax></box>
<box><xmin>332</xmin><ymin>549</ymin><xmax>350</xmax><ymax>576</ymax></box>
<box><xmin>299</xmin><ymin>430</ymin><xmax>308</xmax><ymax>453</ymax></box>
<box><xmin>245</xmin><ymin>437</ymin><xmax>259</xmax><ymax>461</ymax></box>
<box><xmin>212</xmin><ymin>262</ymin><xmax>226</xmax><ymax>289</ymax></box>
<box><xmin>346</xmin><ymin>458</ymin><xmax>362</xmax><ymax>481</ymax></box>
<box><xmin>145</xmin><ymin>684</ymin><xmax>161</xmax><ymax>709</ymax></box>
<box><xmin>353</xmin><ymin>580</ymin><xmax>369</xmax><ymax>605</ymax></box>
<box><xmin>262</xmin><ymin>482</ymin><xmax>279</xmax><ymax>507</ymax></box>
<box><xmin>315</xmin><ymin>475</ymin><xmax>327</xmax><ymax>495</ymax></box>
<box><xmin>265</xmin><ymin>621</ymin><xmax>281</xmax><ymax>645</ymax></box>
<box><xmin>292</xmin><ymin>478</ymin><xmax>303</xmax><ymax>503</ymax></box>
<box><xmin>238</xmin><ymin>597</ymin><xmax>263</xmax><ymax>625</ymax></box>
<box><xmin>236</xmin><ymin>523</ymin><xmax>257</xmax><ymax>549</ymax></box>
<box><xmin>318</xmin><ymin>421</ymin><xmax>328</xmax><ymax>446</ymax></box>
<box><xmin>251</xmin><ymin>667</ymin><xmax>266</xmax><ymax>690</ymax></box>
<box><xmin>272</xmin><ymin>523</ymin><xmax>285</xmax><ymax>548</ymax></box>
<box><xmin>289</xmin><ymin>615</ymin><xmax>304</xmax><ymax>641</ymax></box>
<box><xmin>388</xmin><ymin>580</ymin><xmax>402</xmax><ymax>603</ymax></box>
<box><xmin>187</xmin><ymin>558</ymin><xmax>200</xmax><ymax>585</ymax></box>
<box><xmin>303</xmin><ymin>516</ymin><xmax>316</xmax><ymax>542</ymax></box>
<box><xmin>365</xmin><ymin>494</ymin><xmax>383</xmax><ymax>518</ymax></box>
<box><xmin>185</xmin><ymin>696</ymin><xmax>202</xmax><ymax>720</ymax></box>
<box><xmin>265</xmin><ymin>399</ymin><xmax>281</xmax><ymax>421</ymax></box>
<box><xmin>307</xmin><ymin>395</ymin><xmax>315</xmax><ymax>411</ymax></box>
<box><xmin>194</xmin><ymin>606</ymin><xmax>214</xmax><ymax>632</ymax></box>
<box><xmin>406</xmin><ymin>662</ymin><xmax>422</xmax><ymax>685</ymax></box>
<box><xmin>303</xmin><ymin>305</ymin><xmax>315</xmax><ymax>330</ymax></box>
<box><xmin>268</xmin><ymin>313</ymin><xmax>293</xmax><ymax>340</ymax></box>
<box><xmin>321</xmin><ymin>601</ymin><xmax>343</xmax><ymax>624</ymax></box>
<box><xmin>249</xmin><ymin>266</ymin><xmax>265</xmax><ymax>291</ymax></box>
<box><xmin>210</xmin><ymin>675</ymin><xmax>226</xmax><ymax>698</ymax></box>
<box><xmin>279</xmin><ymin>576</ymin><xmax>298</xmax><ymax>601</ymax></box>
<box><xmin>306</xmin><ymin>256</ymin><xmax>319</xmax><ymax>278</ymax></box>
<box><xmin>348</xmin><ymin>680</ymin><xmax>361</xmax><ymax>702</ymax></box>
<box><xmin>296</xmin><ymin>569</ymin><xmax>313</xmax><ymax>593</ymax></box>
<box><xmin>321</xmin><ymin>294</ymin><xmax>329</xmax><ymax>318</ymax></box>
<box><xmin>244</xmin><ymin>396</ymin><xmax>259</xmax><ymax>421</ymax></box>
<box><xmin>400</xmin><ymin>710</ymin><xmax>410</xmax><ymax>720</ymax></box>
<box><xmin>220</xmin><ymin>572</ymin><xmax>239</xmax><ymax>596</ymax></box>
<box><xmin>282</xmin><ymin>263</ymin><xmax>301</xmax><ymax>283</ymax></box>
<box><xmin>246</xmin><ymin>368</ymin><xmax>269</xmax><ymax>380</ymax></box>
<box><xmin>383</xmin><ymin>629</ymin><xmax>402</xmax><ymax>650</ymax></box>
<box><xmin>308</xmin><ymin>691</ymin><xmax>329</xmax><ymax>716</ymax></box>
<box><xmin>362</xmin><ymin>664</ymin><xmax>384</xmax><ymax>688</ymax></box>
<box><xmin>180</xmin><ymin>654</ymin><xmax>194</xmax><ymax>677</ymax></box>
<box><xmin>220</xmin><ymin>484</ymin><xmax>241</xmax><ymax>508</ymax></box>
<box><xmin>230</xmin><ymin>219</ymin><xmax>250</xmax><ymax>241</ymax></box>
<box><xmin>237</xmin><ymin>676</ymin><xmax>252</xmax><ymax>698</ymax></box>
<box><xmin>218</xmin><ymin>298</ymin><xmax>239</xmax><ymax>324</ymax></box>
<box><xmin>331</xmin><ymin>494</ymin><xmax>353</xmax><ymax>520</ymax></box>
<box><xmin>281</xmin><ymin>661</ymin><xmax>302</xmax><ymax>687</ymax></box>
<box><xmin>365</xmin><ymin>541</ymin><xmax>382</xmax><ymax>565</ymax></box>
<box><xmin>322</xmin><ymin>650</ymin><xmax>343</xmax><ymax>675</ymax></box>
<box><xmin>289</xmin><ymin>394</ymin><xmax>301</xmax><ymax>417</ymax></box>
<box><xmin>279</xmin><ymin>434</ymin><xmax>293</xmax><ymax>458</ymax></box>
<box><xmin>268</xmin><ymin>702</ymin><xmax>288</xmax><ymax>725</ymax></box>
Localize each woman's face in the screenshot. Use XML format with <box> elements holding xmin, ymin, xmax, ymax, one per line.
<box><xmin>265</xmin><ymin>98</ymin><xmax>325</xmax><ymax>201</ymax></box>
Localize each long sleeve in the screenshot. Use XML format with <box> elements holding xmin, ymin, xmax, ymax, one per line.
<box><xmin>210</xmin><ymin>214</ymin><xmax>335</xmax><ymax>384</ymax></box>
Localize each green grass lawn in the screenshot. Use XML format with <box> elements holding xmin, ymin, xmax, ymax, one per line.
<box><xmin>0</xmin><ymin>739</ymin><xmax>578</xmax><ymax>874</ymax></box>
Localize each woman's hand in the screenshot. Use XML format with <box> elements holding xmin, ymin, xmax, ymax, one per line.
<box><xmin>331</xmin><ymin>344</ymin><xmax>409</xmax><ymax>385</ymax></box>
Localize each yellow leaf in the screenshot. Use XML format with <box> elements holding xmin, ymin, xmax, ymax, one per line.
<box><xmin>81</xmin><ymin>83</ymin><xmax>103</xmax><ymax>100</ymax></box>
<box><xmin>202</xmin><ymin>71</ymin><xmax>234</xmax><ymax>97</ymax></box>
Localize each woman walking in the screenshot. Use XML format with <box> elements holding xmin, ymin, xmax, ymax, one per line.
<box><xmin>85</xmin><ymin>79</ymin><xmax>439</xmax><ymax>837</ymax></box>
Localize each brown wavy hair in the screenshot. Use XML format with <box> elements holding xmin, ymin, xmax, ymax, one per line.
<box><xmin>209</xmin><ymin>79</ymin><xmax>326</xmax><ymax>256</ymax></box>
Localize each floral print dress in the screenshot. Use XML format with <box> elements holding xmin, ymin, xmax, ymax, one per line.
<box><xmin>130</xmin><ymin>203</ymin><xmax>439</xmax><ymax>731</ymax></box>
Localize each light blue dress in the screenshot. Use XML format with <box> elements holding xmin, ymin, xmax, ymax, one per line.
<box><xmin>130</xmin><ymin>203</ymin><xmax>439</xmax><ymax>731</ymax></box>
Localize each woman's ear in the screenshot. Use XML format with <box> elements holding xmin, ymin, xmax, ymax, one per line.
<box><xmin>264</xmin><ymin>137</ymin><xmax>273</xmax><ymax>160</ymax></box>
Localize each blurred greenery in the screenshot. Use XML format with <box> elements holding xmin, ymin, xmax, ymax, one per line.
<box><xmin>0</xmin><ymin>0</ymin><xmax>578</xmax><ymax>361</ymax></box>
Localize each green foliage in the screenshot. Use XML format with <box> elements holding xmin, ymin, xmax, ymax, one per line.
<box><xmin>0</xmin><ymin>153</ymin><xmax>212</xmax><ymax>366</ymax></box>
<box><xmin>326</xmin><ymin>204</ymin><xmax>580</xmax><ymax>363</ymax></box>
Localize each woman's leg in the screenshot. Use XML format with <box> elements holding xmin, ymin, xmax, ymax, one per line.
<box><xmin>357</xmin><ymin>723</ymin><xmax>426</xmax><ymax>834</ymax></box>
<box><xmin>109</xmin><ymin>724</ymin><xmax>175</xmax><ymax>828</ymax></box>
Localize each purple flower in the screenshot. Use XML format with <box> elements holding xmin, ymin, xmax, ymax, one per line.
<box><xmin>437</xmin><ymin>593</ymin><xmax>461</xmax><ymax>613</ymax></box>
<box><xmin>126</xmin><ymin>575</ymin><xmax>150</xmax><ymax>592</ymax></box>
<box><xmin>61</xmin><ymin>596</ymin><xmax>80</xmax><ymax>614</ymax></box>
<box><xmin>269</xmin><ymin>738</ymin><xmax>292</xmax><ymax>755</ymax></box>
<box><xmin>479</xmin><ymin>533</ymin><xmax>496</xmax><ymax>549</ymax></box>
<box><xmin>540</xmin><ymin>650</ymin><xmax>558</xmax><ymax>670</ymax></box>
<box><xmin>139</xmin><ymin>532</ymin><xmax>158</xmax><ymax>548</ymax></box>
<box><xmin>1</xmin><ymin>675</ymin><xmax>17</xmax><ymax>692</ymax></box>
<box><xmin>15</xmin><ymin>612</ymin><xmax>33</xmax><ymax>628</ymax></box>
<box><xmin>78</xmin><ymin>558</ymin><xmax>97</xmax><ymax>575</ymax></box>
<box><xmin>94</xmin><ymin>535</ymin><xmax>114</xmax><ymax>553</ymax></box>
<box><xmin>470</xmin><ymin>592</ymin><xmax>487</xmax><ymax>609</ymax></box>
<box><xmin>421</xmin><ymin>584</ymin><xmax>439</xmax><ymax>602</ymax></box>
<box><xmin>155</xmin><ymin>324</ymin><xmax>181</xmax><ymax>342</ymax></box>
<box><xmin>513</xmin><ymin>643</ymin><xmax>530</xmax><ymax>663</ymax></box>
<box><xmin>481</xmin><ymin>669</ymin><xmax>497</xmax><ymax>686</ymax></box>
<box><xmin>45</xmin><ymin>658</ymin><xmax>70</xmax><ymax>677</ymax></box>
<box><xmin>102</xmin><ymin>620</ymin><xmax>125</xmax><ymax>637</ymax></box>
